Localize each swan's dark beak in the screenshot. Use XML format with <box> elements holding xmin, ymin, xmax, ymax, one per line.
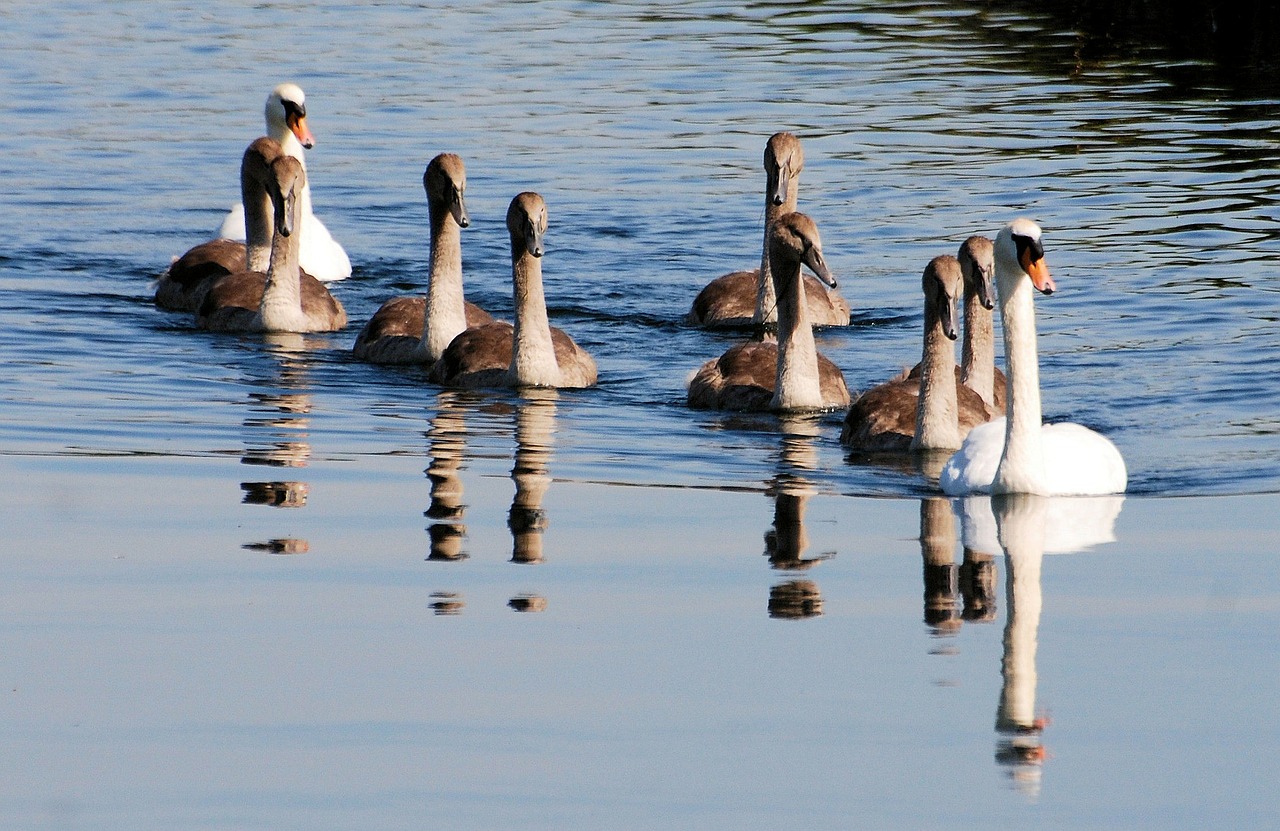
<box><xmin>977</xmin><ymin>267</ymin><xmax>996</xmax><ymax>309</ymax></box>
<box><xmin>452</xmin><ymin>190</ymin><xmax>470</xmax><ymax>229</ymax></box>
<box><xmin>941</xmin><ymin>293</ymin><xmax>958</xmax><ymax>340</ymax></box>
<box><xmin>804</xmin><ymin>247</ymin><xmax>836</xmax><ymax>289</ymax></box>
<box><xmin>526</xmin><ymin>221</ymin><xmax>544</xmax><ymax>258</ymax></box>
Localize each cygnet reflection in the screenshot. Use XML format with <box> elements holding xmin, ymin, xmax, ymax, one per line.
<box><xmin>239</xmin><ymin>335</ymin><xmax>315</xmax><ymax>552</ymax></box>
<box><xmin>424</xmin><ymin>391</ymin><xmax>470</xmax><ymax>561</ymax></box>
<box><xmin>509</xmin><ymin>390</ymin><xmax>558</xmax><ymax>565</ymax></box>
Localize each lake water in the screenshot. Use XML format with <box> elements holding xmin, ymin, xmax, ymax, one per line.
<box><xmin>0</xmin><ymin>1</ymin><xmax>1277</xmax><ymax>828</ymax></box>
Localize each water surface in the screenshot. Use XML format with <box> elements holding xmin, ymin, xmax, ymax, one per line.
<box><xmin>0</xmin><ymin>1</ymin><xmax>1277</xmax><ymax>828</ymax></box>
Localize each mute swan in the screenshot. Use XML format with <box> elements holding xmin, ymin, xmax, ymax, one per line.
<box><xmin>687</xmin><ymin>132</ymin><xmax>849</xmax><ymax>329</ymax></box>
<box><xmin>430</xmin><ymin>192</ymin><xmax>596</xmax><ymax>389</ymax></box>
<box><xmin>939</xmin><ymin>219</ymin><xmax>1126</xmax><ymax>496</ymax></box>
<box><xmin>216</xmin><ymin>83</ymin><xmax>352</xmax><ymax>282</ymax></box>
<box><xmin>352</xmin><ymin>153</ymin><xmax>495</xmax><ymax>364</ymax></box>
<box><xmin>841</xmin><ymin>254</ymin><xmax>993</xmax><ymax>452</ymax></box>
<box><xmin>688</xmin><ymin>212</ymin><xmax>850</xmax><ymax>412</ymax></box>
<box><xmin>197</xmin><ymin>138</ymin><xmax>347</xmax><ymax>333</ymax></box>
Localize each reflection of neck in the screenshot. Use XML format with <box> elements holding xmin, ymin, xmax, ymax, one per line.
<box><xmin>921</xmin><ymin>498</ymin><xmax>959</xmax><ymax>631</ymax></box>
<box><xmin>510</xmin><ymin>395</ymin><xmax>557</xmax><ymax>563</ymax></box>
<box><xmin>425</xmin><ymin>400</ymin><xmax>466</xmax><ymax>520</ymax></box>
<box><xmin>995</xmin><ymin>495</ymin><xmax>1046</xmax><ymax>734</ymax></box>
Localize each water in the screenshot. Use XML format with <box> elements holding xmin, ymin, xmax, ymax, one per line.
<box><xmin>0</xmin><ymin>1</ymin><xmax>1277</xmax><ymax>827</ymax></box>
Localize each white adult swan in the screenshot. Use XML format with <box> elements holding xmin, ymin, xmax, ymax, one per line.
<box><xmin>430</xmin><ymin>192</ymin><xmax>596</xmax><ymax>389</ymax></box>
<box><xmin>197</xmin><ymin>138</ymin><xmax>347</xmax><ymax>333</ymax></box>
<box><xmin>217</xmin><ymin>83</ymin><xmax>352</xmax><ymax>282</ymax></box>
<box><xmin>686</xmin><ymin>132</ymin><xmax>849</xmax><ymax>329</ymax></box>
<box><xmin>940</xmin><ymin>219</ymin><xmax>1126</xmax><ymax>496</ymax></box>
<box><xmin>687</xmin><ymin>212</ymin><xmax>850</xmax><ymax>412</ymax></box>
<box><xmin>352</xmin><ymin>153</ymin><xmax>495</xmax><ymax>364</ymax></box>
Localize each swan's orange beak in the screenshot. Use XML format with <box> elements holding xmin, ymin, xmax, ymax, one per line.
<box><xmin>1020</xmin><ymin>248</ymin><xmax>1055</xmax><ymax>295</ymax></box>
<box><xmin>287</xmin><ymin>111</ymin><xmax>316</xmax><ymax>149</ymax></box>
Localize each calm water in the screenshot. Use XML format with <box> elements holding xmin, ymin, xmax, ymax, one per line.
<box><xmin>0</xmin><ymin>1</ymin><xmax>1277</xmax><ymax>828</ymax></box>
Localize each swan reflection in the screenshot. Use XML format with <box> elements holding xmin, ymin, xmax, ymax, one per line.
<box><xmin>424</xmin><ymin>391</ymin><xmax>470</xmax><ymax>561</ymax></box>
<box><xmin>239</xmin><ymin>334</ymin><xmax>314</xmax><ymax>553</ymax></box>
<box><xmin>960</xmin><ymin>492</ymin><xmax>1126</xmax><ymax>797</ymax></box>
<box><xmin>509</xmin><ymin>390</ymin><xmax>558</xmax><ymax>565</ymax></box>
<box><xmin>764</xmin><ymin>416</ymin><xmax>834</xmax><ymax>618</ymax></box>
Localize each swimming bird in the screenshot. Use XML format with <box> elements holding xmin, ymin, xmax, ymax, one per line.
<box><xmin>841</xmin><ymin>254</ymin><xmax>994</xmax><ymax>452</ymax></box>
<box><xmin>196</xmin><ymin>138</ymin><xmax>347</xmax><ymax>333</ymax></box>
<box><xmin>939</xmin><ymin>219</ymin><xmax>1126</xmax><ymax>496</ymax></box>
<box><xmin>430</xmin><ymin>192</ymin><xmax>596</xmax><ymax>389</ymax></box>
<box><xmin>687</xmin><ymin>132</ymin><xmax>849</xmax><ymax>329</ymax></box>
<box><xmin>688</xmin><ymin>212</ymin><xmax>850</xmax><ymax>412</ymax></box>
<box><xmin>352</xmin><ymin>154</ymin><xmax>495</xmax><ymax>365</ymax></box>
<box><xmin>216</xmin><ymin>83</ymin><xmax>351</xmax><ymax>282</ymax></box>
<box><xmin>907</xmin><ymin>235</ymin><xmax>1007</xmax><ymax>411</ymax></box>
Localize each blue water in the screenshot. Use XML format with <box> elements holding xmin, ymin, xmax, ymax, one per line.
<box><xmin>0</xmin><ymin>1</ymin><xmax>1277</xmax><ymax>828</ymax></box>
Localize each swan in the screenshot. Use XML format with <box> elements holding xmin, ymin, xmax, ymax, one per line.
<box><xmin>939</xmin><ymin>219</ymin><xmax>1126</xmax><ymax>496</ymax></box>
<box><xmin>216</xmin><ymin>83</ymin><xmax>352</xmax><ymax>282</ymax></box>
<box><xmin>156</xmin><ymin>170</ymin><xmax>271</xmax><ymax>312</ymax></box>
<box><xmin>430</xmin><ymin>192</ymin><xmax>596</xmax><ymax>389</ymax></box>
<box><xmin>841</xmin><ymin>254</ymin><xmax>994</xmax><ymax>452</ymax></box>
<box><xmin>906</xmin><ymin>235</ymin><xmax>1007</xmax><ymax>410</ymax></box>
<box><xmin>352</xmin><ymin>153</ymin><xmax>495</xmax><ymax>364</ymax></box>
<box><xmin>196</xmin><ymin>138</ymin><xmax>347</xmax><ymax>333</ymax></box>
<box><xmin>688</xmin><ymin>212</ymin><xmax>850</xmax><ymax>412</ymax></box>
<box><xmin>687</xmin><ymin>132</ymin><xmax>849</xmax><ymax>329</ymax></box>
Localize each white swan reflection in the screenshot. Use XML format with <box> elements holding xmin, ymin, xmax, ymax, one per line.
<box><xmin>976</xmin><ymin>493</ymin><xmax>1124</xmax><ymax>797</ymax></box>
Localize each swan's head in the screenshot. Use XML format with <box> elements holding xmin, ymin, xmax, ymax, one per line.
<box><xmin>424</xmin><ymin>153</ymin><xmax>470</xmax><ymax>229</ymax></box>
<box><xmin>769</xmin><ymin>211</ymin><xmax>835</xmax><ymax>288</ymax></box>
<box><xmin>765</xmin><ymin>131</ymin><xmax>804</xmax><ymax>207</ymax></box>
<box><xmin>267</xmin><ymin>155</ymin><xmax>306</xmax><ymax>237</ymax></box>
<box><xmin>958</xmin><ymin>235</ymin><xmax>995</xmax><ymax>309</ymax></box>
<box><xmin>508</xmin><ymin>192</ymin><xmax>548</xmax><ymax>259</ymax></box>
<box><xmin>923</xmin><ymin>254</ymin><xmax>963</xmax><ymax>340</ymax></box>
<box><xmin>996</xmin><ymin>218</ymin><xmax>1055</xmax><ymax>295</ymax></box>
<box><xmin>266</xmin><ymin>83</ymin><xmax>315</xmax><ymax>150</ymax></box>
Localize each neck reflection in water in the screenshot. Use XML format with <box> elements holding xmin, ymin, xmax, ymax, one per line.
<box><xmin>766</xmin><ymin>415</ymin><xmax>834</xmax><ymax>620</ymax></box>
<box><xmin>943</xmin><ymin>492</ymin><xmax>1126</xmax><ymax>797</ymax></box>
<box><xmin>239</xmin><ymin>334</ymin><xmax>314</xmax><ymax>554</ymax></box>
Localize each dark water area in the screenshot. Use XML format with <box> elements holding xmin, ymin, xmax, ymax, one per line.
<box><xmin>0</xmin><ymin>1</ymin><xmax>1277</xmax><ymax>827</ymax></box>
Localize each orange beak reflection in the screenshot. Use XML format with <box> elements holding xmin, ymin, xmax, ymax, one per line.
<box><xmin>287</xmin><ymin>111</ymin><xmax>316</xmax><ymax>149</ymax></box>
<box><xmin>1020</xmin><ymin>248</ymin><xmax>1055</xmax><ymax>294</ymax></box>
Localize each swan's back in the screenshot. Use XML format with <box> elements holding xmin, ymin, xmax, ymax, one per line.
<box><xmin>156</xmin><ymin>239</ymin><xmax>247</xmax><ymax>311</ymax></box>
<box><xmin>940</xmin><ymin>418</ymin><xmax>1127</xmax><ymax>496</ymax></box>
<box><xmin>687</xmin><ymin>341</ymin><xmax>849</xmax><ymax>412</ymax></box>
<box><xmin>842</xmin><ymin>373</ymin><xmax>992</xmax><ymax>452</ymax></box>
<box><xmin>353</xmin><ymin>297</ymin><xmax>495</xmax><ymax>364</ymax></box>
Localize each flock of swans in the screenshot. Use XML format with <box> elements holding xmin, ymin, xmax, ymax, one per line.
<box><xmin>156</xmin><ymin>83</ymin><xmax>1127</xmax><ymax>499</ymax></box>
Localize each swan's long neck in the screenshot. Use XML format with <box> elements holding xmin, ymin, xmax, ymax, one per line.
<box><xmin>771</xmin><ymin>255</ymin><xmax>823</xmax><ymax>410</ymax></box>
<box><xmin>509</xmin><ymin>250</ymin><xmax>562</xmax><ymax>387</ymax></box>
<box><xmin>273</xmin><ymin>130</ymin><xmax>314</xmax><ymax>220</ymax></box>
<box><xmin>912</xmin><ymin>296</ymin><xmax>962</xmax><ymax>451</ymax></box>
<box><xmin>753</xmin><ymin>187</ymin><xmax>799</xmax><ymax>327</ymax></box>
<box><xmin>242</xmin><ymin>162</ymin><xmax>274</xmax><ymax>274</ymax></box>
<box><xmin>993</xmin><ymin>269</ymin><xmax>1047</xmax><ymax>494</ymax></box>
<box><xmin>995</xmin><ymin>494</ymin><xmax>1046</xmax><ymax>739</ymax></box>
<box><xmin>422</xmin><ymin>208</ymin><xmax>467</xmax><ymax>362</ymax></box>
<box><xmin>961</xmin><ymin>290</ymin><xmax>996</xmax><ymax>409</ymax></box>
<box><xmin>255</xmin><ymin>201</ymin><xmax>305</xmax><ymax>332</ymax></box>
